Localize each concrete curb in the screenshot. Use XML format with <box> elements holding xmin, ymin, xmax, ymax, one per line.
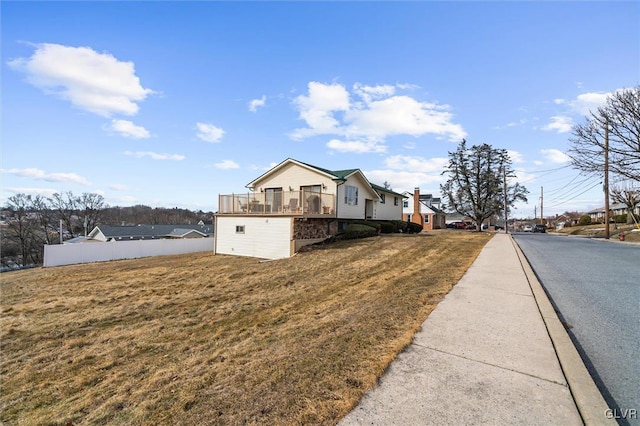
<box><xmin>510</xmin><ymin>235</ymin><xmax>617</xmax><ymax>425</ymax></box>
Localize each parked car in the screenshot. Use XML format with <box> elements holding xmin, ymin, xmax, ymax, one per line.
<box><xmin>533</xmin><ymin>224</ymin><xmax>546</xmax><ymax>233</ymax></box>
<box><xmin>523</xmin><ymin>225</ymin><xmax>533</xmax><ymax>232</ymax></box>
<box><xmin>446</xmin><ymin>221</ymin><xmax>467</xmax><ymax>229</ymax></box>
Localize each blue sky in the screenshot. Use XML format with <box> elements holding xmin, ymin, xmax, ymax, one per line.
<box><xmin>2</xmin><ymin>1</ymin><xmax>639</xmax><ymax>218</ymax></box>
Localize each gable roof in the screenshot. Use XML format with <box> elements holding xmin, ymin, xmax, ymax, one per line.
<box><xmin>370</xmin><ymin>183</ymin><xmax>408</xmax><ymax>198</ymax></box>
<box><xmin>402</xmin><ymin>191</ymin><xmax>445</xmax><ymax>214</ymax></box>
<box><xmin>247</xmin><ymin>158</ymin><xmax>406</xmax><ymax>199</ymax></box>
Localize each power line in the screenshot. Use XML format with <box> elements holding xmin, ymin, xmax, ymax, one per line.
<box><xmin>544</xmin><ymin>181</ymin><xmax>603</xmax><ymax>209</ymax></box>
<box><xmin>522</xmin><ymin>164</ymin><xmax>572</xmax><ymax>178</ymax></box>
<box><xmin>544</xmin><ymin>173</ymin><xmax>595</xmax><ymax>197</ymax></box>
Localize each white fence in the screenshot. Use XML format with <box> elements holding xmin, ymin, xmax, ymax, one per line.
<box><xmin>43</xmin><ymin>238</ymin><xmax>214</xmax><ymax>267</ymax></box>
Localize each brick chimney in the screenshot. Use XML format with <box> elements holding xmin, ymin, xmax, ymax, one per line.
<box><xmin>413</xmin><ymin>187</ymin><xmax>423</xmax><ymax>226</ymax></box>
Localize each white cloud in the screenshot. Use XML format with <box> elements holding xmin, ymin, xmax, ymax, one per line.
<box><xmin>570</xmin><ymin>92</ymin><xmax>610</xmax><ymax>115</ymax></box>
<box><xmin>514</xmin><ymin>169</ymin><xmax>538</xmax><ymax>184</ymax></box>
<box><xmin>364</xmin><ymin>169</ymin><xmax>445</xmax><ymax>191</ymax></box>
<box><xmin>8</xmin><ymin>43</ymin><xmax>154</xmax><ymax>117</ymax></box>
<box><xmin>507</xmin><ymin>150</ymin><xmax>525</xmax><ymax>164</ymax></box>
<box><xmin>346</xmin><ymin>95</ymin><xmax>466</xmax><ymax>141</ymax></box>
<box><xmin>362</xmin><ymin>154</ymin><xmax>450</xmax><ymax>193</ymax></box>
<box><xmin>248</xmin><ymin>95</ymin><xmax>266</xmax><ymax>112</ymax></box>
<box><xmin>384</xmin><ymin>155</ymin><xmax>448</xmax><ymax>173</ymax></box>
<box><xmin>1</xmin><ymin>167</ymin><xmax>91</xmax><ymax>185</ymax></box>
<box><xmin>554</xmin><ymin>91</ymin><xmax>612</xmax><ymax>116</ymax></box>
<box><xmin>540</xmin><ymin>148</ymin><xmax>571</xmax><ymax>164</ymax></box>
<box><xmin>196</xmin><ymin>122</ymin><xmax>225</xmax><ymax>143</ymax></box>
<box><xmin>214</xmin><ymin>160</ymin><xmax>240</xmax><ymax>169</ymax></box>
<box><xmin>542</xmin><ymin>115</ymin><xmax>573</xmax><ymax>133</ymax></box>
<box><xmin>326</xmin><ymin>139</ymin><xmax>386</xmax><ymax>154</ymax></box>
<box><xmin>291</xmin><ymin>82</ymin><xmax>350</xmax><ymax>139</ymax></box>
<box><xmin>291</xmin><ymin>81</ymin><xmax>466</xmax><ymax>149</ymax></box>
<box><xmin>109</xmin><ymin>119</ymin><xmax>150</xmax><ymax>139</ymax></box>
<box><xmin>123</xmin><ymin>151</ymin><xmax>185</xmax><ymax>160</ymax></box>
<box><xmin>352</xmin><ymin>83</ymin><xmax>396</xmax><ymax>103</ymax></box>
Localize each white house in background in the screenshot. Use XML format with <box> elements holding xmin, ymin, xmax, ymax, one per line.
<box><xmin>215</xmin><ymin>158</ymin><xmax>406</xmax><ymax>259</ymax></box>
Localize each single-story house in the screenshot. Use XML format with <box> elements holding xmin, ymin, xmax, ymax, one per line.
<box><xmin>402</xmin><ymin>188</ymin><xmax>446</xmax><ymax>231</ymax></box>
<box><xmin>87</xmin><ymin>224</ymin><xmax>214</xmax><ymax>242</ymax></box>
<box><xmin>587</xmin><ymin>203</ymin><xmax>640</xmax><ymax>223</ymax></box>
<box><xmin>214</xmin><ymin>158</ymin><xmax>407</xmax><ymax>260</ymax></box>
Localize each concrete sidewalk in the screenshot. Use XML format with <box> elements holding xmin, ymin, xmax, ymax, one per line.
<box><xmin>339</xmin><ymin>233</ymin><xmax>613</xmax><ymax>425</ymax></box>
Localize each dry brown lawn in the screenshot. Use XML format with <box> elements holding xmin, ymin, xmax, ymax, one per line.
<box><xmin>1</xmin><ymin>231</ymin><xmax>491</xmax><ymax>425</ymax></box>
<box><xmin>552</xmin><ymin>223</ymin><xmax>640</xmax><ymax>242</ymax></box>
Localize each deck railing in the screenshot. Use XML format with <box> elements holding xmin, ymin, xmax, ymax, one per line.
<box><xmin>218</xmin><ymin>191</ymin><xmax>335</xmax><ymax>216</ymax></box>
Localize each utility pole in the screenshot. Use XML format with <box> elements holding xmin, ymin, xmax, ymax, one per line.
<box><xmin>604</xmin><ymin>117</ymin><xmax>610</xmax><ymax>239</ymax></box>
<box><xmin>503</xmin><ymin>165</ymin><xmax>508</xmax><ymax>234</ymax></box>
<box><xmin>540</xmin><ymin>186</ymin><xmax>544</xmax><ymax>225</ymax></box>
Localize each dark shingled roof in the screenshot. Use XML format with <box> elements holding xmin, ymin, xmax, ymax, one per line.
<box><xmin>90</xmin><ymin>224</ymin><xmax>213</xmax><ymax>241</ymax></box>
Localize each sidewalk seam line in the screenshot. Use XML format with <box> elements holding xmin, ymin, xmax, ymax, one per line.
<box><xmin>410</xmin><ymin>342</ymin><xmax>569</xmax><ymax>387</ymax></box>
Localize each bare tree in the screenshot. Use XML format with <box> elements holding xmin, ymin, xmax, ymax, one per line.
<box><xmin>441</xmin><ymin>140</ymin><xmax>528</xmax><ymax>230</ymax></box>
<box><xmin>31</xmin><ymin>195</ymin><xmax>57</xmax><ymax>244</ymax></box>
<box><xmin>78</xmin><ymin>192</ymin><xmax>105</xmax><ymax>236</ymax></box>
<box><xmin>3</xmin><ymin>194</ymin><xmax>40</xmax><ymax>265</ymax></box>
<box><xmin>48</xmin><ymin>191</ymin><xmax>79</xmax><ymax>238</ymax></box>
<box><xmin>611</xmin><ymin>182</ymin><xmax>640</xmax><ymax>224</ymax></box>
<box><xmin>568</xmin><ymin>86</ymin><xmax>640</xmax><ymax>183</ymax></box>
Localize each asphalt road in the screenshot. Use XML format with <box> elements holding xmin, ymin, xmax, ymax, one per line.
<box><xmin>513</xmin><ymin>233</ymin><xmax>640</xmax><ymax>426</ymax></box>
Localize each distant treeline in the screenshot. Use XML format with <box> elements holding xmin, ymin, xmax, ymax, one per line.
<box><xmin>1</xmin><ymin>191</ymin><xmax>213</xmax><ymax>269</ymax></box>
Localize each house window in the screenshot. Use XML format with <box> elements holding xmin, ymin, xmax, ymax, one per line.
<box><xmin>394</xmin><ymin>197</ymin><xmax>399</xmax><ymax>206</ymax></box>
<box><xmin>403</xmin><ymin>200</ymin><xmax>409</xmax><ymax>208</ymax></box>
<box><xmin>235</xmin><ymin>225</ymin><xmax>245</xmax><ymax>234</ymax></box>
<box><xmin>345</xmin><ymin>185</ymin><xmax>358</xmax><ymax>206</ymax></box>
<box><xmin>424</xmin><ymin>214</ymin><xmax>430</xmax><ymax>223</ymax></box>
<box><xmin>380</xmin><ymin>193</ymin><xmax>386</xmax><ymax>204</ymax></box>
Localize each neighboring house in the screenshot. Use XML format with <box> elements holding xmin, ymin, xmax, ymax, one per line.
<box><xmin>445</xmin><ymin>213</ymin><xmax>472</xmax><ymax>226</ymax></box>
<box><xmin>550</xmin><ymin>212</ymin><xmax>582</xmax><ymax>229</ymax></box>
<box><xmin>402</xmin><ymin>188</ymin><xmax>446</xmax><ymax>231</ymax></box>
<box><xmin>587</xmin><ymin>203</ymin><xmax>639</xmax><ymax>223</ymax></box>
<box><xmin>87</xmin><ymin>224</ymin><xmax>214</xmax><ymax>242</ymax></box>
<box><xmin>215</xmin><ymin>158</ymin><xmax>407</xmax><ymax>259</ymax></box>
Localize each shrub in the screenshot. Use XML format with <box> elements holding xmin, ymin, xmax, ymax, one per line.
<box><xmin>405</xmin><ymin>222</ymin><xmax>423</xmax><ymax>234</ymax></box>
<box><xmin>613</xmin><ymin>214</ymin><xmax>627</xmax><ymax>224</ymax></box>
<box><xmin>379</xmin><ymin>222</ymin><xmax>397</xmax><ymax>234</ymax></box>
<box><xmin>578</xmin><ymin>215</ymin><xmax>592</xmax><ymax>226</ymax></box>
<box><xmin>340</xmin><ymin>223</ymin><xmax>379</xmax><ymax>240</ymax></box>
<box><xmin>390</xmin><ymin>220</ymin><xmax>406</xmax><ymax>233</ymax></box>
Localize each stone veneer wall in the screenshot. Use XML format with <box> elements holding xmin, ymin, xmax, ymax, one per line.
<box><xmin>293</xmin><ymin>218</ymin><xmax>338</xmax><ymax>240</ymax></box>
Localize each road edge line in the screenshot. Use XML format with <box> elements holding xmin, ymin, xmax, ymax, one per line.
<box><xmin>510</xmin><ymin>235</ymin><xmax>616</xmax><ymax>425</ymax></box>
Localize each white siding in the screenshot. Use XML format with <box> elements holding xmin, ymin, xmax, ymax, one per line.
<box><xmin>337</xmin><ymin>174</ymin><xmax>378</xmax><ymax>220</ymax></box>
<box><xmin>215</xmin><ymin>216</ymin><xmax>293</xmax><ymax>260</ymax></box>
<box><xmin>373</xmin><ymin>191</ymin><xmax>404</xmax><ymax>221</ymax></box>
